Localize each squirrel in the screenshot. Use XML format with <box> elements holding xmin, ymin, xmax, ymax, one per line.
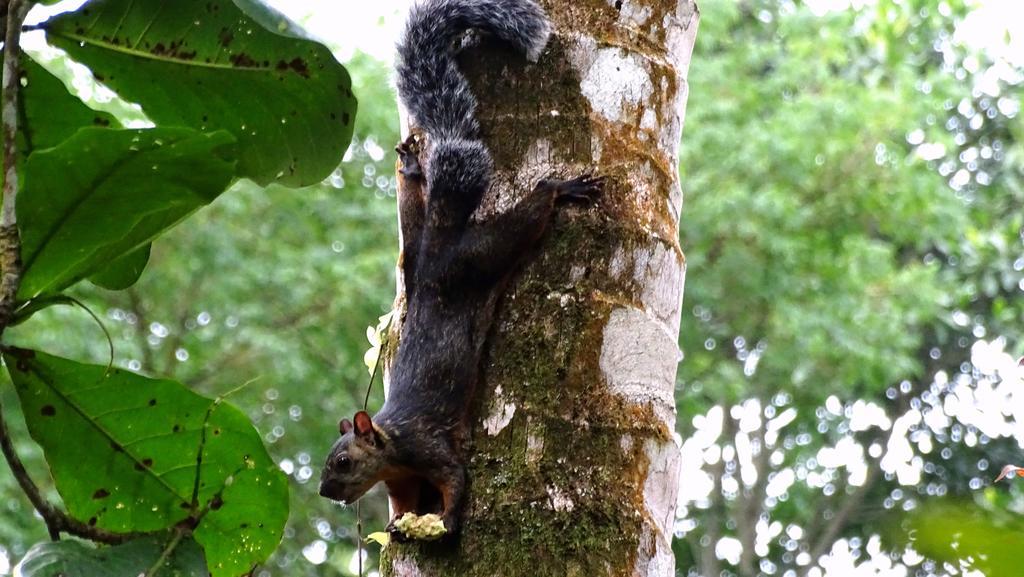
<box><xmin>319</xmin><ymin>0</ymin><xmax>603</xmax><ymax>540</ymax></box>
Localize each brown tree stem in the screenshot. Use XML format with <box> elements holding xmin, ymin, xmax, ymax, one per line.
<box><xmin>0</xmin><ymin>402</ymin><xmax>59</xmax><ymax>540</ymax></box>
<box><xmin>0</xmin><ymin>0</ymin><xmax>28</xmax><ymax>332</ymax></box>
<box><xmin>804</xmin><ymin>463</ymin><xmax>881</xmax><ymax>574</ymax></box>
<box><xmin>700</xmin><ymin>412</ymin><xmax>733</xmax><ymax>577</ymax></box>
<box><xmin>737</xmin><ymin>420</ymin><xmax>771</xmax><ymax>577</ymax></box>
<box><xmin>127</xmin><ymin>288</ymin><xmax>157</xmax><ymax>373</ymax></box>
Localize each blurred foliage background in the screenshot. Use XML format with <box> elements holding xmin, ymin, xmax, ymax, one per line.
<box><xmin>676</xmin><ymin>1</ymin><xmax>1024</xmax><ymax>576</ymax></box>
<box><xmin>1</xmin><ymin>0</ymin><xmax>1023</xmax><ymax>576</ymax></box>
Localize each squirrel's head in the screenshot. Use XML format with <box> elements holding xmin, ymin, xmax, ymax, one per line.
<box><xmin>319</xmin><ymin>411</ymin><xmax>390</xmax><ymax>504</ymax></box>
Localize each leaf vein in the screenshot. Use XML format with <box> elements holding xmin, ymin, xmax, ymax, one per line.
<box><xmin>109</xmin><ymin>0</ymin><xmax>136</xmax><ymax>40</ymax></box>
<box><xmin>131</xmin><ymin>1</ymin><xmax>165</xmax><ymax>49</ymax></box>
<box><xmin>27</xmin><ymin>360</ymin><xmax>192</xmax><ymax>507</ymax></box>
<box><xmin>49</xmin><ymin>30</ymin><xmax>291</xmax><ymax>72</ymax></box>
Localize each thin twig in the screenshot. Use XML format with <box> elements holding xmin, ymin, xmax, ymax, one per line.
<box><xmin>363</xmin><ymin>313</ymin><xmax>393</xmax><ymax>410</ymax></box>
<box><xmin>145</xmin><ymin>529</ymin><xmax>185</xmax><ymax>577</ymax></box>
<box><xmin>0</xmin><ymin>401</ymin><xmax>59</xmax><ymax>539</ymax></box>
<box><xmin>61</xmin><ymin>295</ymin><xmax>115</xmax><ymax>372</ymax></box>
<box><xmin>357</xmin><ymin>500</ymin><xmax>363</xmax><ymax>577</ymax></box>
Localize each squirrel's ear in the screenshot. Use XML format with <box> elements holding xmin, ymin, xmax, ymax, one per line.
<box><xmin>353</xmin><ymin>411</ymin><xmax>373</xmax><ymax>436</ymax></box>
<box><xmin>339</xmin><ymin>418</ymin><xmax>353</xmax><ymax>435</ymax></box>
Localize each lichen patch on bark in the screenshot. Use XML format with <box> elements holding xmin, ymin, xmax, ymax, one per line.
<box><xmin>578</xmin><ymin>48</ymin><xmax>652</xmax><ymax>123</ymax></box>
<box><xmin>616</xmin><ymin>1</ymin><xmax>654</xmax><ymax>27</ymax></box>
<box><xmin>526</xmin><ymin>427</ymin><xmax>545</xmax><ymax>464</ymax></box>
<box><xmin>643</xmin><ymin>437</ymin><xmax>682</xmax><ymax>536</ymax></box>
<box><xmin>546</xmin><ymin>484</ymin><xmax>576</xmax><ymax>512</ymax></box>
<box><xmin>608</xmin><ymin>240</ymin><xmax>685</xmax><ymax>331</ymax></box>
<box><xmin>483</xmin><ymin>386</ymin><xmax>516</xmax><ymax>436</ymax></box>
<box><xmin>599</xmin><ymin>307</ymin><xmax>680</xmax><ymax>430</ymax></box>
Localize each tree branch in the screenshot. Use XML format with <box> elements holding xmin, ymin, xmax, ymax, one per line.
<box><xmin>145</xmin><ymin>529</ymin><xmax>185</xmax><ymax>577</ymax></box>
<box><xmin>699</xmin><ymin>411</ymin><xmax>733</xmax><ymax>577</ymax></box>
<box><xmin>126</xmin><ymin>288</ymin><xmax>157</xmax><ymax>373</ymax></box>
<box><xmin>804</xmin><ymin>463</ymin><xmax>881</xmax><ymax>575</ymax></box>
<box><xmin>0</xmin><ymin>402</ymin><xmax>139</xmax><ymax>543</ymax></box>
<box><xmin>0</xmin><ymin>0</ymin><xmax>28</xmax><ymax>333</ymax></box>
<box><xmin>0</xmin><ymin>399</ymin><xmax>59</xmax><ymax>539</ymax></box>
<box><xmin>737</xmin><ymin>418</ymin><xmax>771</xmax><ymax>577</ymax></box>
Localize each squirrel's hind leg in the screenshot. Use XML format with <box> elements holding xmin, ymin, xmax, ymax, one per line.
<box><xmin>397</xmin><ymin>134</ymin><xmax>427</xmax><ymax>295</ymax></box>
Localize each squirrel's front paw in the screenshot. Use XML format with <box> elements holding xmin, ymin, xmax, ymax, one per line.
<box><xmin>555</xmin><ymin>173</ymin><xmax>605</xmax><ymax>204</ymax></box>
<box><xmin>395</xmin><ymin>136</ymin><xmax>424</xmax><ymax>179</ymax></box>
<box><xmin>386</xmin><ymin>517</ymin><xmax>412</xmax><ymax>543</ymax></box>
<box><xmin>440</xmin><ymin>513</ymin><xmax>460</xmax><ymax>538</ymax></box>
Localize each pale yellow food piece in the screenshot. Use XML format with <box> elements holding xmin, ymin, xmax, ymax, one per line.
<box><xmin>393</xmin><ymin>512</ymin><xmax>447</xmax><ymax>540</ymax></box>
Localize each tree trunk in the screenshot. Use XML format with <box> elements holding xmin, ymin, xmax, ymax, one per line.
<box><xmin>384</xmin><ymin>1</ymin><xmax>698</xmax><ymax>575</ymax></box>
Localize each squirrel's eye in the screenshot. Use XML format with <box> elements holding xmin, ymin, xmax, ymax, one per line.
<box><xmin>335</xmin><ymin>456</ymin><xmax>352</xmax><ymax>471</ymax></box>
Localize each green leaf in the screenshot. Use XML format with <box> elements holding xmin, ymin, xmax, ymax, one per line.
<box><xmin>89</xmin><ymin>243</ymin><xmax>152</xmax><ymax>291</ymax></box>
<box><xmin>18</xmin><ymin>127</ymin><xmax>236</xmax><ymax>300</ymax></box>
<box><xmin>899</xmin><ymin>499</ymin><xmax>1024</xmax><ymax>577</ymax></box>
<box><xmin>15</xmin><ymin>535</ymin><xmax>209</xmax><ymax>577</ymax></box>
<box><xmin>45</xmin><ymin>0</ymin><xmax>357</xmax><ymax>186</ymax></box>
<box><xmin>231</xmin><ymin>0</ymin><xmax>318</xmax><ymax>40</ymax></box>
<box><xmin>21</xmin><ymin>54</ymin><xmax>120</xmax><ymax>153</ymax></box>
<box><xmin>3</xmin><ymin>349</ymin><xmax>288</xmax><ymax>577</ymax></box>
<box><xmin>0</xmin><ymin>53</ymin><xmax>120</xmax><ymax>190</ymax></box>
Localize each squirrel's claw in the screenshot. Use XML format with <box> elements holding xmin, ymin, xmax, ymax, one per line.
<box><xmin>556</xmin><ymin>173</ymin><xmax>605</xmax><ymax>205</ymax></box>
<box><xmin>385</xmin><ymin>517</ymin><xmax>412</xmax><ymax>543</ymax></box>
<box><xmin>396</xmin><ymin>138</ymin><xmax>424</xmax><ymax>179</ymax></box>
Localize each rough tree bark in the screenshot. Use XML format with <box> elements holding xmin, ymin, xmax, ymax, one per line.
<box><xmin>383</xmin><ymin>1</ymin><xmax>698</xmax><ymax>575</ymax></box>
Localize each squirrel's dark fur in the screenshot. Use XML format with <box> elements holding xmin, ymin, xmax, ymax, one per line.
<box><xmin>319</xmin><ymin>0</ymin><xmax>602</xmax><ymax>540</ymax></box>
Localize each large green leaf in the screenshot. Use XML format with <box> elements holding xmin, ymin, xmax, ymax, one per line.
<box><xmin>897</xmin><ymin>499</ymin><xmax>1024</xmax><ymax>577</ymax></box>
<box><xmin>17</xmin><ymin>127</ymin><xmax>235</xmax><ymax>300</ymax></box>
<box><xmin>16</xmin><ymin>535</ymin><xmax>209</xmax><ymax>577</ymax></box>
<box><xmin>20</xmin><ymin>54</ymin><xmax>120</xmax><ymax>153</ymax></box>
<box><xmin>3</xmin><ymin>349</ymin><xmax>289</xmax><ymax>577</ymax></box>
<box><xmin>0</xmin><ymin>53</ymin><xmax>120</xmax><ymax>191</ymax></box>
<box><xmin>88</xmin><ymin>243</ymin><xmax>152</xmax><ymax>291</ymax></box>
<box><xmin>44</xmin><ymin>0</ymin><xmax>357</xmax><ymax>186</ymax></box>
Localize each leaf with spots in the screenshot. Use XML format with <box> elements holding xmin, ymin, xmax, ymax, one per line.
<box><xmin>3</xmin><ymin>349</ymin><xmax>288</xmax><ymax>577</ymax></box>
<box><xmin>17</xmin><ymin>127</ymin><xmax>236</xmax><ymax>300</ymax></box>
<box><xmin>43</xmin><ymin>0</ymin><xmax>357</xmax><ymax>186</ymax></box>
<box><xmin>19</xmin><ymin>53</ymin><xmax>120</xmax><ymax>153</ymax></box>
<box><xmin>15</xmin><ymin>534</ymin><xmax>209</xmax><ymax>577</ymax></box>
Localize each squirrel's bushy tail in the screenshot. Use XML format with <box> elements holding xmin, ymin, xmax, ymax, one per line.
<box><xmin>395</xmin><ymin>0</ymin><xmax>550</xmax><ymax>140</ymax></box>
